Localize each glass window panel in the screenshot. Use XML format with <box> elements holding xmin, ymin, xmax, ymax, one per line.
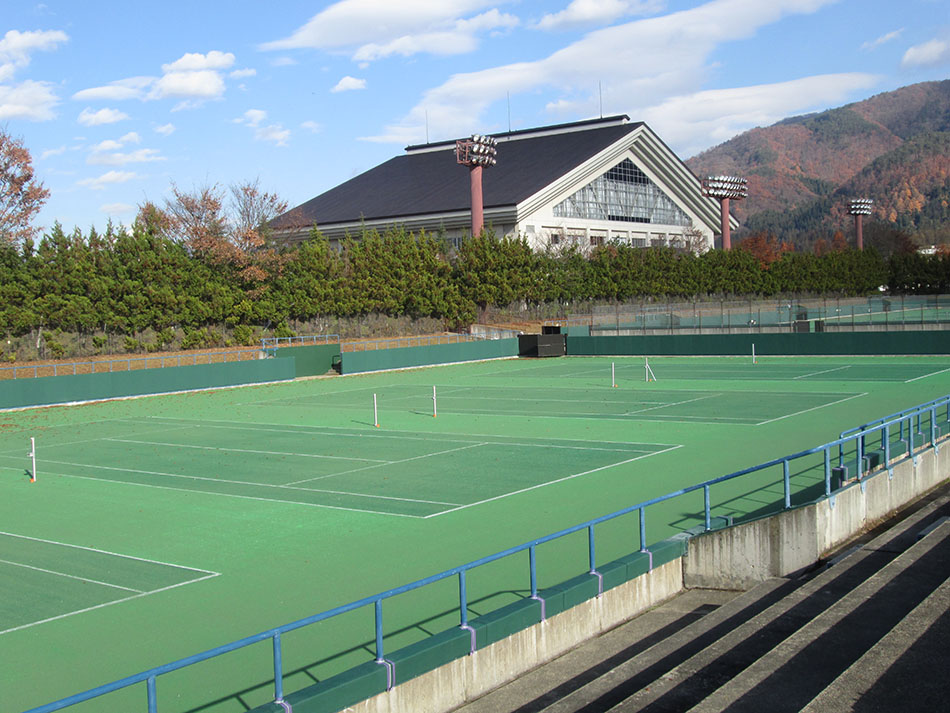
<box><xmin>553</xmin><ymin>158</ymin><xmax>691</xmax><ymax>227</ymax></box>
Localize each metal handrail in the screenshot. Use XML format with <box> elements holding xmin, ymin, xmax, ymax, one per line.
<box><xmin>260</xmin><ymin>335</ymin><xmax>340</xmax><ymax>349</ymax></box>
<box><xmin>22</xmin><ymin>395</ymin><xmax>949</xmax><ymax>713</ymax></box>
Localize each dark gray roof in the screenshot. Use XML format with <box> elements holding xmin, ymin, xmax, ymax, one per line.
<box><xmin>271</xmin><ymin>117</ymin><xmax>644</xmax><ymax>230</ymax></box>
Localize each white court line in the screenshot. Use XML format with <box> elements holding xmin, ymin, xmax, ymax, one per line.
<box><xmin>905</xmin><ymin>366</ymin><xmax>950</xmax><ymax>383</ymax></box>
<box><xmin>0</xmin><ymin>559</ymin><xmax>144</xmax><ymax>593</ymax></box>
<box><xmin>135</xmin><ymin>416</ymin><xmax>674</xmax><ymax>451</ymax></box>
<box><xmin>755</xmin><ymin>392</ymin><xmax>868</xmax><ymax>426</ymax></box>
<box><xmin>793</xmin><ymin>366</ymin><xmax>852</xmax><ymax>380</ymax></box>
<box><xmin>35</xmin><ymin>470</ymin><xmax>426</xmax><ymax>519</ymax></box>
<box><xmin>625</xmin><ymin>394</ymin><xmax>719</xmax><ymax>415</ymax></box>
<box><xmin>0</xmin><ymin>423</ymin><xmax>194</xmax><ymax>458</ymax></box>
<box><xmin>425</xmin><ymin>445</ymin><xmax>683</xmax><ymax>518</ymax></box>
<box><xmin>286</xmin><ymin>442</ymin><xmax>486</xmax><ymax>485</ymax></box>
<box><xmin>0</xmin><ymin>572</ymin><xmax>219</xmax><ymax>637</ymax></box>
<box><xmin>105</xmin><ymin>438</ymin><xmax>389</xmax><ymax>464</ymax></box>
<box><xmin>35</xmin><ymin>458</ymin><xmax>455</xmax><ymax>505</ymax></box>
<box><xmin>0</xmin><ymin>531</ymin><xmax>217</xmax><ymax>573</ymax></box>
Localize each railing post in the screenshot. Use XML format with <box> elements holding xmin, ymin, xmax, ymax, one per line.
<box><xmin>931</xmin><ymin>407</ymin><xmax>937</xmax><ymax>445</ymax></box>
<box><xmin>824</xmin><ymin>447</ymin><xmax>831</xmax><ymax>496</ymax></box>
<box><xmin>783</xmin><ymin>460</ymin><xmax>791</xmax><ymax>509</ymax></box>
<box><xmin>588</xmin><ymin>525</ymin><xmax>596</xmax><ymax>573</ymax></box>
<box><xmin>703</xmin><ymin>484</ymin><xmax>711</xmax><ymax>530</ymax></box>
<box><xmin>273</xmin><ymin>632</ymin><xmax>284</xmax><ymax>702</ymax></box>
<box><xmin>374</xmin><ymin>599</ymin><xmax>384</xmax><ymax>661</ymax></box>
<box><xmin>529</xmin><ymin>546</ymin><xmax>538</xmax><ymax>597</ymax></box>
<box><xmin>458</xmin><ymin>571</ymin><xmax>469</xmax><ymax>626</ymax></box>
<box><xmin>639</xmin><ymin>507</ymin><xmax>647</xmax><ymax>551</ymax></box>
<box><xmin>147</xmin><ymin>675</ymin><xmax>157</xmax><ymax>713</ymax></box>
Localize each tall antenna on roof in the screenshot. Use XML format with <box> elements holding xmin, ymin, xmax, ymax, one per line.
<box><xmin>599</xmin><ymin>81</ymin><xmax>603</xmax><ymax>119</ymax></box>
<box><xmin>507</xmin><ymin>91</ymin><xmax>511</xmax><ymax>134</ymax></box>
<box><xmin>425</xmin><ymin>110</ymin><xmax>429</xmax><ymax>144</ymax></box>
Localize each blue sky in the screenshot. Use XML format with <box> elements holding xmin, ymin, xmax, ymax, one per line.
<box><xmin>3</xmin><ymin>0</ymin><xmax>949</xmax><ymax>235</ymax></box>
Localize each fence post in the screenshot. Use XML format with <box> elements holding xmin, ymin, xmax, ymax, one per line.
<box><xmin>639</xmin><ymin>507</ymin><xmax>647</xmax><ymax>551</ymax></box>
<box><xmin>374</xmin><ymin>599</ymin><xmax>385</xmax><ymax>661</ymax></box>
<box><xmin>824</xmin><ymin>447</ymin><xmax>832</xmax><ymax>496</ymax></box>
<box><xmin>783</xmin><ymin>460</ymin><xmax>791</xmax><ymax>509</ymax></box>
<box><xmin>703</xmin><ymin>485</ymin><xmax>711</xmax><ymax>530</ymax></box>
<box><xmin>273</xmin><ymin>632</ymin><xmax>284</xmax><ymax>702</ymax></box>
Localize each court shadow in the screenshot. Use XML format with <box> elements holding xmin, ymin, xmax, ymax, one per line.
<box><xmin>181</xmin><ymin>589</ymin><xmax>529</xmax><ymax>713</ymax></box>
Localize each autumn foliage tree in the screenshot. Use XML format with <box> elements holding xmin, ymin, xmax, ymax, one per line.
<box><xmin>737</xmin><ymin>231</ymin><xmax>793</xmax><ymax>268</ymax></box>
<box><xmin>0</xmin><ymin>128</ymin><xmax>50</xmax><ymax>245</ymax></box>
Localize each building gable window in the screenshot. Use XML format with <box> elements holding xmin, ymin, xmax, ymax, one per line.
<box><xmin>552</xmin><ymin>158</ymin><xmax>691</xmax><ymax>227</ymax></box>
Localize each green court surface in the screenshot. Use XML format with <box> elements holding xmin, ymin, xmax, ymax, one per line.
<box><xmin>2</xmin><ymin>354</ymin><xmax>950</xmax><ymax>712</ymax></box>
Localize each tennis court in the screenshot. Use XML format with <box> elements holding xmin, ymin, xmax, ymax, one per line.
<box><xmin>2</xmin><ymin>353</ymin><xmax>950</xmax><ymax>713</ymax></box>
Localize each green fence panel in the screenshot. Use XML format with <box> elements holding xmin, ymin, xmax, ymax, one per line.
<box><xmin>567</xmin><ymin>331</ymin><xmax>950</xmax><ymax>357</ymax></box>
<box><xmin>273</xmin><ymin>344</ymin><xmax>339</xmax><ymax>377</ymax></box>
<box><xmin>0</xmin><ymin>358</ymin><xmax>296</xmax><ymax>411</ymax></box>
<box><xmin>340</xmin><ymin>338</ymin><xmax>518</xmax><ymax>375</ymax></box>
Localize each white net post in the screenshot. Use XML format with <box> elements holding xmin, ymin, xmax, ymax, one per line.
<box><xmin>29</xmin><ymin>437</ymin><xmax>36</xmax><ymax>483</ymax></box>
<box><xmin>433</xmin><ymin>385</ymin><xmax>437</xmax><ymax>418</ymax></box>
<box><xmin>752</xmin><ymin>343</ymin><xmax>757</xmax><ymax>365</ymax></box>
<box><xmin>612</xmin><ymin>362</ymin><xmax>617</xmax><ymax>388</ymax></box>
<box><xmin>645</xmin><ymin>357</ymin><xmax>656</xmax><ymax>383</ymax></box>
<box><xmin>374</xmin><ymin>394</ymin><xmax>379</xmax><ymax>428</ymax></box>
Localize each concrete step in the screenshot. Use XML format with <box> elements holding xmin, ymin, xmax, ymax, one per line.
<box><xmin>801</xmin><ymin>575</ymin><xmax>950</xmax><ymax>713</ymax></box>
<box><xmin>600</xmin><ymin>493</ymin><xmax>950</xmax><ymax>712</ymax></box>
<box><xmin>449</xmin><ymin>487</ymin><xmax>950</xmax><ymax>713</ymax></box>
<box><xmin>450</xmin><ymin>582</ymin><xmax>785</xmax><ymax>713</ymax></box>
<box><xmin>683</xmin><ymin>519</ymin><xmax>950</xmax><ymax>713</ymax></box>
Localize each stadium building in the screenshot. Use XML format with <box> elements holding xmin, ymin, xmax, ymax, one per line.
<box><xmin>270</xmin><ymin>115</ymin><xmax>732</xmax><ymax>252</ymax></box>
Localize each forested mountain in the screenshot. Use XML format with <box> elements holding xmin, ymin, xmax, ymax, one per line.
<box><xmin>686</xmin><ymin>80</ymin><xmax>950</xmax><ymax>249</ymax></box>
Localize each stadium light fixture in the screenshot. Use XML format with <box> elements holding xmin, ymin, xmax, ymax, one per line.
<box><xmin>456</xmin><ymin>134</ymin><xmax>498</xmax><ymax>237</ymax></box>
<box><xmin>848</xmin><ymin>198</ymin><xmax>873</xmax><ymax>250</ymax></box>
<box><xmin>702</xmin><ymin>175</ymin><xmax>748</xmax><ymax>250</ymax></box>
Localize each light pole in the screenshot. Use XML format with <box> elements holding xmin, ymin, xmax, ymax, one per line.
<box><xmin>702</xmin><ymin>175</ymin><xmax>748</xmax><ymax>250</ymax></box>
<box><xmin>456</xmin><ymin>134</ymin><xmax>497</xmax><ymax>237</ymax></box>
<box><xmin>849</xmin><ymin>198</ymin><xmax>873</xmax><ymax>250</ymax></box>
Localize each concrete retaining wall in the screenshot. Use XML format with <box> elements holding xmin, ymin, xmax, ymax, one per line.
<box><xmin>351</xmin><ymin>559</ymin><xmax>683</xmax><ymax>713</ymax></box>
<box><xmin>684</xmin><ymin>438</ymin><xmax>950</xmax><ymax>590</ymax></box>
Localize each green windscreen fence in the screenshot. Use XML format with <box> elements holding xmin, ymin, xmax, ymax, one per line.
<box><xmin>340</xmin><ymin>338</ymin><xmax>518</xmax><ymax>375</ymax></box>
<box><xmin>567</xmin><ymin>331</ymin><xmax>950</xmax><ymax>356</ymax></box>
<box><xmin>272</xmin><ymin>344</ymin><xmax>339</xmax><ymax>377</ymax></box>
<box><xmin>0</xmin><ymin>358</ymin><xmax>296</xmax><ymax>411</ymax></box>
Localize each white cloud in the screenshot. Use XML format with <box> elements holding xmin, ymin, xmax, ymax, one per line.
<box><xmin>271</xmin><ymin>56</ymin><xmax>297</xmax><ymax>66</ymax></box>
<box><xmin>78</xmin><ymin>107</ymin><xmax>130</xmax><ymax>126</ymax></box>
<box><xmin>88</xmin><ymin>148</ymin><xmax>165</xmax><ymax>166</ymax></box>
<box><xmin>119</xmin><ymin>131</ymin><xmax>141</xmax><ymax>144</ymax></box>
<box><xmin>860</xmin><ymin>28</ymin><xmax>903</xmax><ymax>52</ymax></box>
<box><xmin>100</xmin><ymin>202</ymin><xmax>136</xmax><ymax>216</ymax></box>
<box><xmin>149</xmin><ymin>69</ymin><xmax>226</xmax><ymax>100</ymax></box>
<box><xmin>902</xmin><ymin>38</ymin><xmax>950</xmax><ymax>68</ymax></box>
<box><xmin>161</xmin><ymin>50</ymin><xmax>235</xmax><ymax>73</ymax></box>
<box><xmin>639</xmin><ymin>73</ymin><xmax>880</xmax><ymax>157</ymax></box>
<box><xmin>0</xmin><ymin>79</ymin><xmax>59</xmax><ymax>120</ymax></box>
<box><xmin>364</xmin><ymin>0</ymin><xmax>842</xmax><ymax>144</ymax></box>
<box><xmin>155</xmin><ymin>123</ymin><xmax>175</xmax><ymax>136</ymax></box>
<box><xmin>78</xmin><ymin>170</ymin><xmax>137</xmax><ymax>190</ymax></box>
<box><xmin>230</xmin><ymin>68</ymin><xmax>257</xmax><ymax>78</ymax></box>
<box><xmin>262</xmin><ymin>1</ymin><xmax>517</xmax><ymax>61</ymax></box>
<box><xmin>40</xmin><ymin>145</ymin><xmax>67</xmax><ymax>160</ymax></box>
<box><xmin>91</xmin><ymin>139</ymin><xmax>124</xmax><ymax>152</ymax></box>
<box><xmin>331</xmin><ymin>76</ymin><xmax>366</xmax><ymax>92</ymax></box>
<box><xmin>0</xmin><ymin>29</ymin><xmax>68</xmax><ymax>80</ymax></box>
<box><xmin>534</xmin><ymin>0</ymin><xmax>664</xmax><ymax>31</ymax></box>
<box><xmin>234</xmin><ymin>109</ymin><xmax>289</xmax><ymax>145</ymax></box>
<box><xmin>255</xmin><ymin>124</ymin><xmax>291</xmax><ymax>146</ymax></box>
<box><xmin>301</xmin><ymin>120</ymin><xmax>322</xmax><ymax>133</ymax></box>
<box><xmin>72</xmin><ymin>77</ymin><xmax>154</xmax><ymax>102</ymax></box>
<box><xmin>236</xmin><ymin>108</ymin><xmax>268</xmax><ymax>126</ymax></box>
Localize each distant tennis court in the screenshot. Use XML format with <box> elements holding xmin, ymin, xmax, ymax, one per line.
<box><xmin>3</xmin><ymin>353</ymin><xmax>950</xmax><ymax>713</ymax></box>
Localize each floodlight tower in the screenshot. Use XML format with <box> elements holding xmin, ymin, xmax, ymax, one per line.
<box><xmin>849</xmin><ymin>198</ymin><xmax>873</xmax><ymax>250</ymax></box>
<box><xmin>456</xmin><ymin>134</ymin><xmax>498</xmax><ymax>237</ymax></box>
<box><xmin>702</xmin><ymin>175</ymin><xmax>748</xmax><ymax>250</ymax></box>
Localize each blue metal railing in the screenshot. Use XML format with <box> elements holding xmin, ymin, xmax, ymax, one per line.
<box><xmin>339</xmin><ymin>333</ymin><xmax>491</xmax><ymax>352</ymax></box>
<box><xmin>22</xmin><ymin>395</ymin><xmax>950</xmax><ymax>713</ymax></box>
